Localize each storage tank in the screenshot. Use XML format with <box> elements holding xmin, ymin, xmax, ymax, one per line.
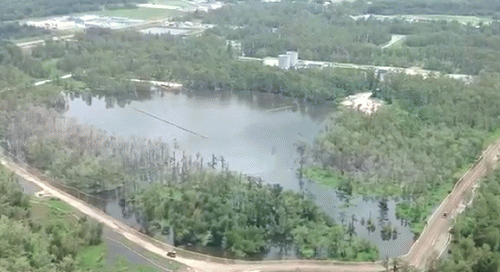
<box><xmin>287</xmin><ymin>51</ymin><xmax>298</xmax><ymax>68</ymax></box>
<box><xmin>278</xmin><ymin>54</ymin><xmax>291</xmax><ymax>70</ymax></box>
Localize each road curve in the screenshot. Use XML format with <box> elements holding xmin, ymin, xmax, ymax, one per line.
<box><xmin>4</xmin><ymin>139</ymin><xmax>499</xmax><ymax>271</ymax></box>
<box><xmin>0</xmin><ymin>153</ymin><xmax>384</xmax><ymax>272</ymax></box>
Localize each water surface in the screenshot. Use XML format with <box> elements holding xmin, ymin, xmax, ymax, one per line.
<box><xmin>64</xmin><ymin>90</ymin><xmax>414</xmax><ymax>259</ymax></box>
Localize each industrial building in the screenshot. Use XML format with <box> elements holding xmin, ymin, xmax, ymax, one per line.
<box><xmin>286</xmin><ymin>51</ymin><xmax>298</xmax><ymax>67</ymax></box>
<box><xmin>278</xmin><ymin>51</ymin><xmax>298</xmax><ymax>70</ymax></box>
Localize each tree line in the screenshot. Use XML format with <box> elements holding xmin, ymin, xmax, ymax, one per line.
<box><xmin>54</xmin><ymin>29</ymin><xmax>376</xmax><ymax>102</ymax></box>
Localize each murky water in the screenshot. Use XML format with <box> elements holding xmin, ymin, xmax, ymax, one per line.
<box><xmin>63</xmin><ymin>90</ymin><xmax>414</xmax><ymax>259</ymax></box>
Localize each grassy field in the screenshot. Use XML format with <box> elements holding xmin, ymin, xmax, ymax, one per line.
<box><xmin>77</xmin><ymin>244</ymin><xmax>107</xmax><ymax>270</ymax></box>
<box><xmin>94</xmin><ymin>7</ymin><xmax>182</xmax><ymax>20</ymax></box>
<box><xmin>149</xmin><ymin>0</ymin><xmax>195</xmax><ymax>9</ymax></box>
<box><xmin>30</xmin><ymin>198</ymin><xmax>79</xmax><ymax>224</ymax></box>
<box><xmin>304</xmin><ymin>167</ymin><xmax>343</xmax><ymax>187</ymax></box>
<box><xmin>47</xmin><ymin>197</ymin><xmax>74</xmax><ymax>213</ymax></box>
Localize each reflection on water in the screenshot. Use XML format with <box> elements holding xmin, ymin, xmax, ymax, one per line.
<box><xmin>63</xmin><ymin>90</ymin><xmax>414</xmax><ymax>259</ymax></box>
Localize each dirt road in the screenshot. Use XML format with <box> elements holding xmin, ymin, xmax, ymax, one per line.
<box><xmin>403</xmin><ymin>139</ymin><xmax>500</xmax><ymax>270</ymax></box>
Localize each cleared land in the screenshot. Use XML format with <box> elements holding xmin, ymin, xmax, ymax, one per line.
<box><xmin>93</xmin><ymin>7</ymin><xmax>182</xmax><ymax>20</ymax></box>
<box><xmin>148</xmin><ymin>0</ymin><xmax>195</xmax><ymax>9</ymax></box>
<box><xmin>381</xmin><ymin>34</ymin><xmax>406</xmax><ymax>49</ymax></box>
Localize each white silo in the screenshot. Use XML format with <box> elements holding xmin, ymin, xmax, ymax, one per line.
<box><xmin>287</xmin><ymin>51</ymin><xmax>298</xmax><ymax>68</ymax></box>
<box><xmin>278</xmin><ymin>54</ymin><xmax>291</xmax><ymax>70</ymax></box>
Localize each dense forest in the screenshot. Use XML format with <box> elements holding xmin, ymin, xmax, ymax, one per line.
<box><xmin>0</xmin><ymin>166</ymin><xmax>104</xmax><ymax>272</ymax></box>
<box><xmin>137</xmin><ymin>172</ymin><xmax>378</xmax><ymax>259</ymax></box>
<box><xmin>197</xmin><ymin>1</ymin><xmax>391</xmax><ymax>61</ymax></box>
<box><xmin>191</xmin><ymin>1</ymin><xmax>500</xmax><ymax>75</ymax></box>
<box><xmin>433</xmin><ymin>169</ymin><xmax>500</xmax><ymax>272</ymax></box>
<box><xmin>193</xmin><ymin>1</ymin><xmax>392</xmax><ymax>62</ymax></box>
<box><xmin>0</xmin><ymin>0</ymin><xmax>145</xmax><ymax>21</ymax></box>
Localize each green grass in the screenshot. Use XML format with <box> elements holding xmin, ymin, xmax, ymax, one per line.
<box><xmin>77</xmin><ymin>243</ymin><xmax>107</xmax><ymax>270</ymax></box>
<box><xmin>30</xmin><ymin>199</ymin><xmax>78</xmax><ymax>225</ymax></box>
<box><xmin>483</xmin><ymin>128</ymin><xmax>500</xmax><ymax>149</ymax></box>
<box><xmin>149</xmin><ymin>0</ymin><xmax>195</xmax><ymax>9</ymax></box>
<box><xmin>47</xmin><ymin>197</ymin><xmax>74</xmax><ymax>213</ymax></box>
<box><xmin>94</xmin><ymin>7</ymin><xmax>182</xmax><ymax>20</ymax></box>
<box><xmin>42</xmin><ymin>59</ymin><xmax>60</xmax><ymax>78</ymax></box>
<box><xmin>304</xmin><ymin>167</ymin><xmax>343</xmax><ymax>187</ymax></box>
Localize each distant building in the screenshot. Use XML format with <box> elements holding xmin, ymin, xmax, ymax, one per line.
<box><xmin>287</xmin><ymin>51</ymin><xmax>298</xmax><ymax>68</ymax></box>
<box><xmin>26</xmin><ymin>18</ymin><xmax>76</xmax><ymax>30</ymax></box>
<box><xmin>140</xmin><ymin>27</ymin><xmax>190</xmax><ymax>36</ymax></box>
<box><xmin>278</xmin><ymin>54</ymin><xmax>291</xmax><ymax>70</ymax></box>
<box><xmin>278</xmin><ymin>51</ymin><xmax>298</xmax><ymax>69</ymax></box>
<box><xmin>263</xmin><ymin>57</ymin><xmax>278</xmax><ymax>67</ymax></box>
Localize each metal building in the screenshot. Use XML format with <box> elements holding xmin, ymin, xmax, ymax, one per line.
<box><xmin>278</xmin><ymin>54</ymin><xmax>291</xmax><ymax>70</ymax></box>
<box><xmin>286</xmin><ymin>51</ymin><xmax>298</xmax><ymax>68</ymax></box>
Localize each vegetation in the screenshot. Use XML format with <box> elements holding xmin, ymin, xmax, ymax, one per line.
<box><xmin>136</xmin><ymin>172</ymin><xmax>378</xmax><ymax>260</ymax></box>
<box><xmin>196</xmin><ymin>1</ymin><xmax>391</xmax><ymax>61</ymax></box>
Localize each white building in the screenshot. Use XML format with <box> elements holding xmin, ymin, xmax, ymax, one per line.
<box><xmin>278</xmin><ymin>54</ymin><xmax>291</xmax><ymax>70</ymax></box>
<box><xmin>278</xmin><ymin>51</ymin><xmax>298</xmax><ymax>69</ymax></box>
<box><xmin>286</xmin><ymin>51</ymin><xmax>298</xmax><ymax>68</ymax></box>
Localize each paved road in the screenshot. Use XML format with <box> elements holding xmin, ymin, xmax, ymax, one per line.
<box><xmin>403</xmin><ymin>139</ymin><xmax>500</xmax><ymax>270</ymax></box>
